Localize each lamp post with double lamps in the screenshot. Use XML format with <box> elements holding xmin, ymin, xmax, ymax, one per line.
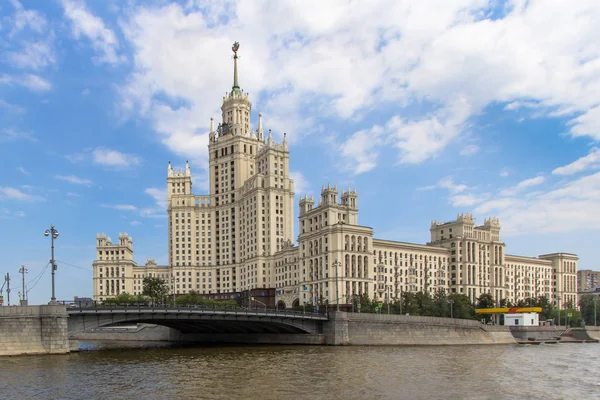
<box><xmin>44</xmin><ymin>224</ymin><xmax>59</xmax><ymax>304</ymax></box>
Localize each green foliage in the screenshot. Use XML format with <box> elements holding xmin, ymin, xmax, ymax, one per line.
<box><xmin>476</xmin><ymin>293</ymin><xmax>495</xmax><ymax>323</ymax></box>
<box><xmin>448</xmin><ymin>293</ymin><xmax>476</xmax><ymax>320</ymax></box>
<box><xmin>142</xmin><ymin>276</ymin><xmax>170</xmax><ymax>305</ymax></box>
<box><xmin>175</xmin><ymin>290</ymin><xmax>236</xmax><ymax>307</ymax></box>
<box><xmin>352</xmin><ymin>290</ymin><xmax>478</xmax><ymax>320</ymax></box>
<box><xmin>103</xmin><ymin>292</ymin><xmax>148</xmax><ymax>306</ymax></box>
<box><xmin>578</xmin><ymin>294</ymin><xmax>599</xmax><ymax>326</ymax></box>
<box><xmin>476</xmin><ymin>293</ymin><xmax>495</xmax><ymax>309</ymax></box>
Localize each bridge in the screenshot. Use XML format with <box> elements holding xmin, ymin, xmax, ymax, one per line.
<box><xmin>67</xmin><ymin>306</ymin><xmax>328</xmax><ymax>343</ymax></box>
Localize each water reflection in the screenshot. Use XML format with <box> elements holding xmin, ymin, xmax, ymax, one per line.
<box><xmin>1</xmin><ymin>342</ymin><xmax>599</xmax><ymax>400</ymax></box>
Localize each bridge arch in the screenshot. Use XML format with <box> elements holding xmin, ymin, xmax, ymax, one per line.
<box><xmin>68</xmin><ymin>308</ymin><xmax>325</xmax><ymax>337</ymax></box>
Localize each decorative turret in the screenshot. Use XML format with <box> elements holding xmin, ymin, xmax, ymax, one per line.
<box><xmin>456</xmin><ymin>212</ymin><xmax>474</xmax><ymax>224</ymax></box>
<box><xmin>185</xmin><ymin>160</ymin><xmax>191</xmax><ymax>176</ymax></box>
<box><xmin>168</xmin><ymin>161</ymin><xmax>173</xmax><ymax>176</ymax></box>
<box><xmin>321</xmin><ymin>183</ymin><xmax>338</xmax><ymax>206</ymax></box>
<box><xmin>267</xmin><ymin>129</ymin><xmax>273</xmax><ymax>146</ymax></box>
<box><xmin>341</xmin><ymin>187</ymin><xmax>357</xmax><ymax>209</ymax></box>
<box><xmin>283</xmin><ymin>132</ymin><xmax>288</xmax><ymax>149</ymax></box>
<box><xmin>299</xmin><ymin>194</ymin><xmax>315</xmax><ymax>216</ymax></box>
<box><xmin>484</xmin><ymin>217</ymin><xmax>501</xmax><ymax>229</ymax></box>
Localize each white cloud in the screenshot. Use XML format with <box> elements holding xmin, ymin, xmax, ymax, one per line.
<box><xmin>552</xmin><ymin>148</ymin><xmax>600</xmax><ymax>176</ymax></box>
<box><xmin>0</xmin><ymin>73</ymin><xmax>52</xmax><ymax>92</ymax></box>
<box><xmin>419</xmin><ymin>176</ymin><xmax>469</xmax><ymax>195</ymax></box>
<box><xmin>460</xmin><ymin>144</ymin><xmax>479</xmax><ymax>156</ymax></box>
<box><xmin>16</xmin><ymin>167</ymin><xmax>29</xmax><ymax>175</ymax></box>
<box><xmin>499</xmin><ymin>175</ymin><xmax>545</xmax><ymax>197</ymax></box>
<box><xmin>0</xmin><ymin>186</ymin><xmax>44</xmax><ymax>202</ymax></box>
<box><xmin>0</xmin><ymin>99</ymin><xmax>26</xmax><ymax>114</ymax></box>
<box><xmin>101</xmin><ymin>204</ymin><xmax>137</xmax><ymax>211</ymax></box>
<box><xmin>499</xmin><ymin>168</ymin><xmax>510</xmax><ymax>177</ymax></box>
<box><xmin>417</xmin><ymin>176</ymin><xmax>482</xmax><ymax>207</ymax></box>
<box><xmin>290</xmin><ymin>171</ymin><xmax>309</xmax><ymax>195</ymax></box>
<box><xmin>340</xmin><ymin>126</ymin><xmax>385</xmax><ymax>174</ymax></box>
<box><xmin>55</xmin><ymin>175</ymin><xmax>93</xmax><ymax>185</ymax></box>
<box><xmin>65</xmin><ymin>147</ymin><xmax>141</xmax><ymax>168</ymax></box>
<box><xmin>7</xmin><ymin>0</ymin><xmax>47</xmax><ymax>35</ymax></box>
<box><xmin>111</xmin><ymin>1</ymin><xmax>600</xmax><ymax>173</ymax></box>
<box><xmin>65</xmin><ymin>152</ymin><xmax>87</xmax><ymax>163</ymax></box>
<box><xmin>92</xmin><ymin>147</ymin><xmax>141</xmax><ymax>168</ymax></box>
<box><xmin>141</xmin><ymin>187</ymin><xmax>167</xmax><ymax>219</ymax></box>
<box><xmin>6</xmin><ymin>39</ymin><xmax>55</xmax><ymax>70</ymax></box>
<box><xmin>67</xmin><ymin>192</ymin><xmax>80</xmax><ymax>197</ymax></box>
<box><xmin>130</xmin><ymin>220</ymin><xmax>142</xmax><ymax>226</ymax></box>
<box><xmin>0</xmin><ymin>128</ymin><xmax>36</xmax><ymax>142</ymax></box>
<box><xmin>474</xmin><ymin>171</ymin><xmax>600</xmax><ymax>236</ymax></box>
<box><xmin>61</xmin><ymin>0</ymin><xmax>124</xmax><ymax>64</ymax></box>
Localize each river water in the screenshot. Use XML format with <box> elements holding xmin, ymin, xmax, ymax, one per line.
<box><xmin>1</xmin><ymin>341</ymin><xmax>599</xmax><ymax>400</ymax></box>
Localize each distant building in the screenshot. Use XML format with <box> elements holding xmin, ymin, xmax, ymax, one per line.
<box><xmin>577</xmin><ymin>269</ymin><xmax>600</xmax><ymax>292</ymax></box>
<box><xmin>91</xmin><ymin>43</ymin><xmax>579</xmax><ymax>310</ymax></box>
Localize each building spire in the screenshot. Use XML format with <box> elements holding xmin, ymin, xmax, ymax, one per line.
<box><xmin>257</xmin><ymin>112</ymin><xmax>264</xmax><ymax>141</ymax></box>
<box><xmin>232</xmin><ymin>41</ymin><xmax>241</xmax><ymax>96</ymax></box>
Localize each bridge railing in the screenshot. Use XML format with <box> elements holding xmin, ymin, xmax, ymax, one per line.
<box><xmin>63</xmin><ymin>301</ymin><xmax>327</xmax><ymax>318</ymax></box>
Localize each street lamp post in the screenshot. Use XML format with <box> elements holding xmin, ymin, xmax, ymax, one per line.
<box><xmin>19</xmin><ymin>266</ymin><xmax>28</xmax><ymax>305</ymax></box>
<box><xmin>252</xmin><ymin>298</ymin><xmax>267</xmax><ymax>311</ymax></box>
<box><xmin>594</xmin><ymin>296</ymin><xmax>598</xmax><ymax>327</ymax></box>
<box><xmin>557</xmin><ymin>298</ymin><xmax>561</xmax><ymax>327</ymax></box>
<box><xmin>333</xmin><ymin>259</ymin><xmax>340</xmax><ymax>312</ymax></box>
<box><xmin>44</xmin><ymin>224</ymin><xmax>59</xmax><ymax>304</ymax></box>
<box><xmin>449</xmin><ymin>299</ymin><xmax>454</xmax><ymax>319</ymax></box>
<box><xmin>387</xmin><ymin>285</ymin><xmax>390</xmax><ymax>314</ymax></box>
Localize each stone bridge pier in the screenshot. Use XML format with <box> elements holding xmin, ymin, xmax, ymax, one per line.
<box><xmin>0</xmin><ymin>305</ymin><xmax>73</xmax><ymax>356</ymax></box>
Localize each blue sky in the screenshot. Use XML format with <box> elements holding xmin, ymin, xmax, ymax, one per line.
<box><xmin>1</xmin><ymin>0</ymin><xmax>599</xmax><ymax>305</ymax></box>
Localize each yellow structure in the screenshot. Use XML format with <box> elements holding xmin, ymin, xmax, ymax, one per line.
<box><xmin>475</xmin><ymin>307</ymin><xmax>542</xmax><ymax>314</ymax></box>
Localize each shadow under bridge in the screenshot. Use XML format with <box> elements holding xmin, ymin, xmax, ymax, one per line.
<box><xmin>67</xmin><ymin>307</ymin><xmax>327</xmax><ymax>336</ymax></box>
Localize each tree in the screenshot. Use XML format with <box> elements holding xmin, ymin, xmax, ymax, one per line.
<box><xmin>476</xmin><ymin>293</ymin><xmax>495</xmax><ymax>323</ymax></box>
<box><xmin>476</xmin><ymin>293</ymin><xmax>495</xmax><ymax>309</ymax></box>
<box><xmin>579</xmin><ymin>294</ymin><xmax>599</xmax><ymax>326</ymax></box>
<box><xmin>401</xmin><ymin>292</ymin><xmax>419</xmax><ymax>316</ymax></box>
<box><xmin>448</xmin><ymin>293</ymin><xmax>476</xmax><ymax>320</ymax></box>
<box><xmin>534</xmin><ymin>296</ymin><xmax>554</xmax><ymax>321</ymax></box>
<box><xmin>142</xmin><ymin>276</ymin><xmax>169</xmax><ymax>305</ymax></box>
<box><xmin>431</xmin><ymin>288</ymin><xmax>448</xmax><ymax>317</ymax></box>
<box><xmin>415</xmin><ymin>290</ymin><xmax>434</xmax><ymax>316</ymax></box>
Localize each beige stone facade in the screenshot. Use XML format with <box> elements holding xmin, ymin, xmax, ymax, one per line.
<box><xmin>92</xmin><ymin>45</ymin><xmax>579</xmax><ymax>309</ymax></box>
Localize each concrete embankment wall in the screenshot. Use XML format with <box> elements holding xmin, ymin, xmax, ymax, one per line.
<box><xmin>509</xmin><ymin>326</ymin><xmax>564</xmax><ymax>342</ymax></box>
<box><xmin>323</xmin><ymin>312</ymin><xmax>516</xmax><ymax>346</ymax></box>
<box><xmin>585</xmin><ymin>327</ymin><xmax>600</xmax><ymax>340</ymax></box>
<box><xmin>0</xmin><ymin>305</ymin><xmax>71</xmax><ymax>356</ymax></box>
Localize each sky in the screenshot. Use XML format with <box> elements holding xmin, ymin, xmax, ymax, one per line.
<box><xmin>1</xmin><ymin>0</ymin><xmax>599</xmax><ymax>305</ymax></box>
